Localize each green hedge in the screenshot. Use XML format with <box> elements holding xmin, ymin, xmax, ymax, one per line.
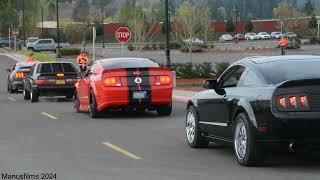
<box><xmin>171</xmin><ymin>62</ymin><xmax>230</xmax><ymax>78</ymax></box>
<box><xmin>59</xmin><ymin>48</ymin><xmax>81</xmax><ymax>56</ymax></box>
<box><xmin>17</xmin><ymin>51</ymin><xmax>56</xmax><ymax>62</ymax></box>
<box><xmin>310</xmin><ymin>36</ymin><xmax>320</xmax><ymax>44</ymax></box>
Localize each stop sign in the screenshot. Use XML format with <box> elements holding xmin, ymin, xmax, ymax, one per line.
<box><xmin>115</xmin><ymin>27</ymin><xmax>131</xmax><ymax>43</ymax></box>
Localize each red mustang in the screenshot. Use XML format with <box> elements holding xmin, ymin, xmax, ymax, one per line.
<box><xmin>74</xmin><ymin>58</ymin><xmax>173</xmax><ymax>118</ymax></box>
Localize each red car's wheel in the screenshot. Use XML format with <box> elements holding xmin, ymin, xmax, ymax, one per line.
<box><xmin>89</xmin><ymin>90</ymin><xmax>102</xmax><ymax>118</ymax></box>
<box><xmin>74</xmin><ymin>93</ymin><xmax>81</xmax><ymax>113</ymax></box>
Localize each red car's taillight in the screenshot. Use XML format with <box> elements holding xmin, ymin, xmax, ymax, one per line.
<box><xmin>104</xmin><ymin>77</ymin><xmax>122</xmax><ymax>87</ymax></box>
<box><xmin>155</xmin><ymin>76</ymin><xmax>171</xmax><ymax>85</ymax></box>
<box><xmin>277</xmin><ymin>94</ymin><xmax>310</xmax><ymax>111</ymax></box>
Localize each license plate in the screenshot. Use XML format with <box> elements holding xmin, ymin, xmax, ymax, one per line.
<box><xmin>133</xmin><ymin>91</ymin><xmax>146</xmax><ymax>99</ymax></box>
<box><xmin>56</xmin><ymin>80</ymin><xmax>65</xmax><ymax>84</ymax></box>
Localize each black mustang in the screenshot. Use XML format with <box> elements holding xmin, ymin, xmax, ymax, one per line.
<box><xmin>186</xmin><ymin>55</ymin><xmax>320</xmax><ymax>166</ymax></box>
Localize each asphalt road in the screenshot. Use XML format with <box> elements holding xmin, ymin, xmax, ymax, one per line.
<box><xmin>0</xmin><ymin>55</ymin><xmax>320</xmax><ymax>180</ymax></box>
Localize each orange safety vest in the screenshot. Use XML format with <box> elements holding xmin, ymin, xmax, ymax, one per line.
<box><xmin>280</xmin><ymin>38</ymin><xmax>288</xmax><ymax>47</ymax></box>
<box><xmin>26</xmin><ymin>57</ymin><xmax>36</xmax><ymax>64</ymax></box>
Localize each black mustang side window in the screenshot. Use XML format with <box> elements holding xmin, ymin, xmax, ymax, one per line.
<box><xmin>221</xmin><ymin>66</ymin><xmax>245</xmax><ymax>88</ymax></box>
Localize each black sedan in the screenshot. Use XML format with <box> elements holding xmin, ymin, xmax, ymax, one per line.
<box><xmin>186</xmin><ymin>55</ymin><xmax>320</xmax><ymax>166</ymax></box>
<box><xmin>6</xmin><ymin>62</ymin><xmax>33</xmax><ymax>93</ymax></box>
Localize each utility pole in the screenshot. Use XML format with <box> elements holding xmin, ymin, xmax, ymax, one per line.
<box><xmin>233</xmin><ymin>0</ymin><xmax>238</xmax><ymax>43</ymax></box>
<box><xmin>56</xmin><ymin>0</ymin><xmax>61</xmax><ymax>58</ymax></box>
<box><xmin>165</xmin><ymin>0</ymin><xmax>171</xmax><ymax>67</ymax></box>
<box><xmin>240</xmin><ymin>0</ymin><xmax>244</xmax><ymax>34</ymax></box>
<box><xmin>41</xmin><ymin>6</ymin><xmax>44</xmax><ymax>38</ymax></box>
<box><xmin>22</xmin><ymin>0</ymin><xmax>26</xmax><ymax>43</ymax></box>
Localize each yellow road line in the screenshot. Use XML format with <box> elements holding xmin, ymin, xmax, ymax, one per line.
<box><xmin>41</xmin><ymin>112</ymin><xmax>59</xmax><ymax>120</ymax></box>
<box><xmin>8</xmin><ymin>97</ymin><xmax>16</xmax><ymax>102</ymax></box>
<box><xmin>102</xmin><ymin>142</ymin><xmax>142</xmax><ymax>160</ymax></box>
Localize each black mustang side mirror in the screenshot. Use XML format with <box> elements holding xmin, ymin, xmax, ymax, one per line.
<box><xmin>203</xmin><ymin>79</ymin><xmax>217</xmax><ymax>89</ymax></box>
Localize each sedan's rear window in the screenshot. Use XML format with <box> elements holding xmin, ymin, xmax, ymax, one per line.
<box><xmin>38</xmin><ymin>63</ymin><xmax>77</xmax><ymax>73</ymax></box>
<box><xmin>258</xmin><ymin>59</ymin><xmax>320</xmax><ymax>84</ymax></box>
<box><xmin>102</xmin><ymin>59</ymin><xmax>159</xmax><ymax>69</ymax></box>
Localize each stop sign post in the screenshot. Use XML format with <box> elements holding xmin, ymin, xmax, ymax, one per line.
<box><xmin>115</xmin><ymin>27</ymin><xmax>131</xmax><ymax>56</ymax></box>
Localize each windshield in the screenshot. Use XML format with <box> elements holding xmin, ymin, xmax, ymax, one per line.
<box><xmin>102</xmin><ymin>59</ymin><xmax>159</xmax><ymax>69</ymax></box>
<box><xmin>258</xmin><ymin>59</ymin><xmax>320</xmax><ymax>84</ymax></box>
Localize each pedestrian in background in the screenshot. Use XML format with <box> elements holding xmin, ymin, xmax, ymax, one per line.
<box><xmin>25</xmin><ymin>53</ymin><xmax>36</xmax><ymax>64</ymax></box>
<box><xmin>279</xmin><ymin>36</ymin><xmax>288</xmax><ymax>55</ymax></box>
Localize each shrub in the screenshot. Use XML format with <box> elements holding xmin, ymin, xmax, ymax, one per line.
<box><xmin>180</xmin><ymin>46</ymin><xmax>203</xmax><ymax>53</ymax></box>
<box><xmin>197</xmin><ymin>44</ymin><xmax>208</xmax><ymax>48</ymax></box>
<box><xmin>214</xmin><ymin>62</ymin><xmax>230</xmax><ymax>77</ymax></box>
<box><xmin>172</xmin><ymin>62</ymin><xmax>216</xmax><ymax>78</ymax></box>
<box><xmin>143</xmin><ymin>44</ymin><xmax>151</xmax><ymax>50</ymax></box>
<box><xmin>159</xmin><ymin>44</ymin><xmax>165</xmax><ymax>50</ymax></box>
<box><xmin>309</xmin><ymin>36</ymin><xmax>320</xmax><ymax>44</ymax></box>
<box><xmin>287</xmin><ymin>38</ymin><xmax>301</xmax><ymax>49</ymax></box>
<box><xmin>59</xmin><ymin>48</ymin><xmax>81</xmax><ymax>56</ymax></box>
<box><xmin>169</xmin><ymin>42</ymin><xmax>182</xmax><ymax>49</ymax></box>
<box><xmin>127</xmin><ymin>44</ymin><xmax>134</xmax><ymax>51</ymax></box>
<box><xmin>152</xmin><ymin>44</ymin><xmax>158</xmax><ymax>50</ymax></box>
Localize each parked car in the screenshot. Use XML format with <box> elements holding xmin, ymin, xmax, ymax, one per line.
<box><xmin>219</xmin><ymin>34</ymin><xmax>233</xmax><ymax>41</ymax></box>
<box><xmin>183</xmin><ymin>38</ymin><xmax>204</xmax><ymax>45</ymax></box>
<box><xmin>75</xmin><ymin>58</ymin><xmax>173</xmax><ymax>118</ymax></box>
<box><xmin>0</xmin><ymin>37</ymin><xmax>23</xmax><ymax>48</ymax></box>
<box><xmin>270</xmin><ymin>32</ymin><xmax>283</xmax><ymax>39</ymax></box>
<box><xmin>25</xmin><ymin>37</ymin><xmax>39</xmax><ymax>47</ymax></box>
<box><xmin>6</xmin><ymin>62</ymin><xmax>33</xmax><ymax>93</ymax></box>
<box><xmin>244</xmin><ymin>33</ymin><xmax>257</xmax><ymax>40</ymax></box>
<box><xmin>23</xmin><ymin>62</ymin><xmax>78</xmax><ymax>102</ymax></box>
<box><xmin>185</xmin><ymin>55</ymin><xmax>320</xmax><ymax>166</ymax></box>
<box><xmin>26</xmin><ymin>38</ymin><xmax>69</xmax><ymax>52</ymax></box>
<box><xmin>257</xmin><ymin>32</ymin><xmax>271</xmax><ymax>39</ymax></box>
<box><xmin>233</xmin><ymin>34</ymin><xmax>245</xmax><ymax>41</ymax></box>
<box><xmin>284</xmin><ymin>32</ymin><xmax>297</xmax><ymax>38</ymax></box>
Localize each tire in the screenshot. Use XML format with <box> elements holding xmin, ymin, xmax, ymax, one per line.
<box><xmin>7</xmin><ymin>81</ymin><xmax>12</xmax><ymax>93</ymax></box>
<box><xmin>30</xmin><ymin>88</ymin><xmax>39</xmax><ymax>102</ymax></box>
<box><xmin>89</xmin><ymin>90</ymin><xmax>102</xmax><ymax>118</ymax></box>
<box><xmin>156</xmin><ymin>103</ymin><xmax>172</xmax><ymax>116</ymax></box>
<box><xmin>0</xmin><ymin>44</ymin><xmax>5</xmax><ymax>48</ymax></box>
<box><xmin>233</xmin><ymin>113</ymin><xmax>265</xmax><ymax>166</ymax></box>
<box><xmin>66</xmin><ymin>94</ymin><xmax>73</xmax><ymax>99</ymax></box>
<box><xmin>186</xmin><ymin>105</ymin><xmax>209</xmax><ymax>148</ymax></box>
<box><xmin>74</xmin><ymin>93</ymin><xmax>81</xmax><ymax>113</ymax></box>
<box><xmin>23</xmin><ymin>88</ymin><xmax>31</xmax><ymax>100</ymax></box>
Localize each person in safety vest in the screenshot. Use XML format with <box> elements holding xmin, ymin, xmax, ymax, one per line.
<box><xmin>76</xmin><ymin>51</ymin><xmax>89</xmax><ymax>72</ymax></box>
<box><xmin>25</xmin><ymin>53</ymin><xmax>36</xmax><ymax>65</ymax></box>
<box><xmin>279</xmin><ymin>36</ymin><xmax>288</xmax><ymax>56</ymax></box>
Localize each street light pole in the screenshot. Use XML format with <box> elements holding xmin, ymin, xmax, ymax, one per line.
<box><xmin>233</xmin><ymin>0</ymin><xmax>238</xmax><ymax>43</ymax></box>
<box><xmin>22</xmin><ymin>0</ymin><xmax>26</xmax><ymax>43</ymax></box>
<box><xmin>165</xmin><ymin>0</ymin><xmax>171</xmax><ymax>67</ymax></box>
<box><xmin>56</xmin><ymin>0</ymin><xmax>61</xmax><ymax>58</ymax></box>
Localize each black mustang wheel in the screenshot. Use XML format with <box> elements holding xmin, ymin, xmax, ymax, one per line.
<box><xmin>234</xmin><ymin>113</ymin><xmax>265</xmax><ymax>166</ymax></box>
<box><xmin>23</xmin><ymin>88</ymin><xmax>31</xmax><ymax>100</ymax></box>
<box><xmin>186</xmin><ymin>106</ymin><xmax>209</xmax><ymax>148</ymax></box>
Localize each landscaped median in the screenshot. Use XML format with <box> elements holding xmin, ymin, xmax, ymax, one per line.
<box><xmin>16</xmin><ymin>50</ymin><xmax>56</xmax><ymax>62</ymax></box>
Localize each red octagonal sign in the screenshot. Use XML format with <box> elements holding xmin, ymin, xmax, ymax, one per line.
<box><xmin>115</xmin><ymin>27</ymin><xmax>131</xmax><ymax>43</ymax></box>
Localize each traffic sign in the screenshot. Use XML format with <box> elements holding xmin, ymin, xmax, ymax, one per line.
<box><xmin>11</xmin><ymin>28</ymin><xmax>19</xmax><ymax>36</ymax></box>
<box><xmin>115</xmin><ymin>27</ymin><xmax>131</xmax><ymax>43</ymax></box>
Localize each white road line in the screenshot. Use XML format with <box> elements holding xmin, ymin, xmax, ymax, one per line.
<box><xmin>8</xmin><ymin>97</ymin><xmax>16</xmax><ymax>102</ymax></box>
<box><xmin>41</xmin><ymin>112</ymin><xmax>59</xmax><ymax>120</ymax></box>
<box><xmin>102</xmin><ymin>142</ymin><xmax>142</xmax><ymax>160</ymax></box>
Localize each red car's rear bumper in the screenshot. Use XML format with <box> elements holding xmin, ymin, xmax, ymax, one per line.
<box><xmin>95</xmin><ymin>86</ymin><xmax>172</xmax><ymax>111</ymax></box>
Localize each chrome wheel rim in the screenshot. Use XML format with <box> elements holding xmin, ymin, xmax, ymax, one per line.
<box><xmin>23</xmin><ymin>89</ymin><xmax>25</xmax><ymax>96</ymax></box>
<box><xmin>234</xmin><ymin>120</ymin><xmax>247</xmax><ymax>160</ymax></box>
<box><xmin>186</xmin><ymin>110</ymin><xmax>196</xmax><ymax>144</ymax></box>
<box><xmin>30</xmin><ymin>90</ymin><xmax>33</xmax><ymax>100</ymax></box>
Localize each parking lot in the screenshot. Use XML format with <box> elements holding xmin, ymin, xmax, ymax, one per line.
<box><xmin>1</xmin><ymin>54</ymin><xmax>320</xmax><ymax>179</ymax></box>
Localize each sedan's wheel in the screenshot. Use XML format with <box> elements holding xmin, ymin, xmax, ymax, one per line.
<box><xmin>23</xmin><ymin>89</ymin><xmax>31</xmax><ymax>100</ymax></box>
<box><xmin>89</xmin><ymin>91</ymin><xmax>102</xmax><ymax>118</ymax></box>
<box><xmin>30</xmin><ymin>89</ymin><xmax>39</xmax><ymax>102</ymax></box>
<box><xmin>0</xmin><ymin>44</ymin><xmax>5</xmax><ymax>48</ymax></box>
<box><xmin>233</xmin><ymin>113</ymin><xmax>265</xmax><ymax>166</ymax></box>
<box><xmin>186</xmin><ymin>106</ymin><xmax>209</xmax><ymax>148</ymax></box>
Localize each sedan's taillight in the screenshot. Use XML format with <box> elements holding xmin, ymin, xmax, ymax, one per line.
<box><xmin>15</xmin><ymin>72</ymin><xmax>24</xmax><ymax>79</ymax></box>
<box><xmin>104</xmin><ymin>77</ymin><xmax>122</xmax><ymax>87</ymax></box>
<box><xmin>277</xmin><ymin>94</ymin><xmax>310</xmax><ymax>111</ymax></box>
<box><xmin>155</xmin><ymin>76</ymin><xmax>171</xmax><ymax>85</ymax></box>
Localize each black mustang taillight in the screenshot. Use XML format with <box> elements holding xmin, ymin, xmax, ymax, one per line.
<box><xmin>277</xmin><ymin>94</ymin><xmax>310</xmax><ymax>111</ymax></box>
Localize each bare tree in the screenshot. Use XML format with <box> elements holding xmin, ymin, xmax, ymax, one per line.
<box><xmin>273</xmin><ymin>2</ymin><xmax>302</xmax><ymax>33</ymax></box>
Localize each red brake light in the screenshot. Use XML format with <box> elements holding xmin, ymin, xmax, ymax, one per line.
<box><xmin>277</xmin><ymin>94</ymin><xmax>309</xmax><ymax>111</ymax></box>
<box><xmin>156</xmin><ymin>76</ymin><xmax>171</xmax><ymax>85</ymax></box>
<box><xmin>278</xmin><ymin>97</ymin><xmax>286</xmax><ymax>108</ymax></box>
<box><xmin>104</xmin><ymin>77</ymin><xmax>122</xmax><ymax>87</ymax></box>
<box><xmin>15</xmin><ymin>72</ymin><xmax>24</xmax><ymax>79</ymax></box>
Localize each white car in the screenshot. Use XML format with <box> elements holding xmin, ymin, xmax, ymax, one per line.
<box><xmin>25</xmin><ymin>37</ymin><xmax>39</xmax><ymax>47</ymax></box>
<box><xmin>219</xmin><ymin>34</ymin><xmax>233</xmax><ymax>41</ymax></box>
<box><xmin>270</xmin><ymin>32</ymin><xmax>283</xmax><ymax>39</ymax></box>
<box><xmin>27</xmin><ymin>38</ymin><xmax>69</xmax><ymax>52</ymax></box>
<box><xmin>245</xmin><ymin>33</ymin><xmax>257</xmax><ymax>40</ymax></box>
<box><xmin>257</xmin><ymin>32</ymin><xmax>271</xmax><ymax>39</ymax></box>
<box><xmin>184</xmin><ymin>38</ymin><xmax>204</xmax><ymax>45</ymax></box>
